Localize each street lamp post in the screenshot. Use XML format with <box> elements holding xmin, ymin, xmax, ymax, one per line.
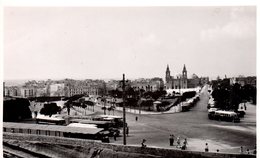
<box><xmin>139</xmin><ymin>92</ymin><xmax>141</xmax><ymax>115</ymax></box>
<box><xmin>179</xmin><ymin>76</ymin><xmax>181</xmax><ymax>94</ymax></box>
<box><xmin>122</xmin><ymin>74</ymin><xmax>126</xmax><ymax>145</ymax></box>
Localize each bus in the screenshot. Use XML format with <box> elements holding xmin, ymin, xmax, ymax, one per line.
<box><xmin>208</xmin><ymin>110</ymin><xmax>240</xmax><ymax>123</ymax></box>
<box><xmin>92</xmin><ymin>115</ymin><xmax>125</xmax><ymax>128</ymax></box>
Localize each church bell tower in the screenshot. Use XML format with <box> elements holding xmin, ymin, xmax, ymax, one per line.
<box><xmin>166</xmin><ymin>64</ymin><xmax>171</xmax><ymax>83</ymax></box>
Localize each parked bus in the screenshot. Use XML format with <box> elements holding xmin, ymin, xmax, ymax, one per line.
<box><xmin>92</xmin><ymin>115</ymin><xmax>126</xmax><ymax>128</ymax></box>
<box><xmin>208</xmin><ymin>110</ymin><xmax>240</xmax><ymax>123</ymax></box>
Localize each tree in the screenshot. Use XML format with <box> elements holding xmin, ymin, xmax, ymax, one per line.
<box><xmin>3</xmin><ymin>98</ymin><xmax>32</xmax><ymax>122</ymax></box>
<box><xmin>101</xmin><ymin>106</ymin><xmax>107</xmax><ymax>115</ymax></box>
<box><xmin>101</xmin><ymin>97</ymin><xmax>107</xmax><ymax>115</ymax></box>
<box><xmin>85</xmin><ymin>100</ymin><xmax>95</xmax><ymax>112</ymax></box>
<box><xmin>139</xmin><ymin>99</ymin><xmax>154</xmax><ymax>111</ymax></box>
<box><xmin>139</xmin><ymin>89</ymin><xmax>145</xmax><ymax>96</ymax></box>
<box><xmin>212</xmin><ymin>82</ymin><xmax>246</xmax><ymax>111</ymax></box>
<box><xmin>143</xmin><ymin>91</ymin><xmax>153</xmax><ymax>99</ymax></box>
<box><xmin>230</xmin><ymin>83</ymin><xmax>242</xmax><ymax>111</ymax></box>
<box><xmin>126</xmin><ymin>97</ymin><xmax>138</xmax><ymax>108</ymax></box>
<box><xmin>28</xmin><ymin>96</ymin><xmax>62</xmax><ymax>102</ymax></box>
<box><xmin>126</xmin><ymin>87</ymin><xmax>136</xmax><ymax>98</ymax></box>
<box><xmin>212</xmin><ymin>86</ymin><xmax>230</xmax><ymax>109</ymax></box>
<box><xmin>108</xmin><ymin>89</ymin><xmax>123</xmax><ymax>98</ymax></box>
<box><xmin>181</xmin><ymin>91</ymin><xmax>196</xmax><ymax>101</ymax></box>
<box><xmin>64</xmin><ymin>101</ymin><xmax>71</xmax><ymax>115</ymax></box>
<box><xmin>40</xmin><ymin>103</ymin><xmax>61</xmax><ymax>116</ymax></box>
<box><xmin>64</xmin><ymin>94</ymin><xmax>85</xmax><ymax>115</ymax></box>
<box><xmin>241</xmin><ymin>84</ymin><xmax>256</xmax><ymax>104</ymax></box>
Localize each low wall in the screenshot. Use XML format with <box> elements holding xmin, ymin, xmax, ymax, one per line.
<box><xmin>3</xmin><ymin>133</ymin><xmax>256</xmax><ymax>158</ymax></box>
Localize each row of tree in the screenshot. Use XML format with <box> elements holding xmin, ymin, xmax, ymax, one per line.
<box><xmin>212</xmin><ymin>82</ymin><xmax>256</xmax><ymax>111</ymax></box>
<box><xmin>108</xmin><ymin>87</ymin><xmax>167</xmax><ymax>100</ymax></box>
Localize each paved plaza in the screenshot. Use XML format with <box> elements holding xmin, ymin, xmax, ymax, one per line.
<box><xmin>91</xmin><ymin>85</ymin><xmax>256</xmax><ymax>153</ymax></box>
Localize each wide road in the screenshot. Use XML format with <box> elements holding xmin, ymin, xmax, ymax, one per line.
<box><xmin>92</xmin><ymin>85</ymin><xmax>256</xmax><ymax>153</ymax></box>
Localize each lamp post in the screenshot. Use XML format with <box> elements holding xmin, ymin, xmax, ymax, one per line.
<box><xmin>139</xmin><ymin>90</ymin><xmax>142</xmax><ymax>115</ymax></box>
<box><xmin>179</xmin><ymin>76</ymin><xmax>181</xmax><ymax>94</ymax></box>
<box><xmin>122</xmin><ymin>74</ymin><xmax>126</xmax><ymax>145</ymax></box>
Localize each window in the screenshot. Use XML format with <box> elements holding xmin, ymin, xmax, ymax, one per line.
<box><xmin>19</xmin><ymin>129</ymin><xmax>23</xmax><ymax>133</ymax></box>
<box><xmin>45</xmin><ymin>130</ymin><xmax>50</xmax><ymax>136</ymax></box>
<box><xmin>55</xmin><ymin>131</ymin><xmax>61</xmax><ymax>137</ymax></box>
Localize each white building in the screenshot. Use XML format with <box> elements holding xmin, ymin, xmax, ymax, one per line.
<box><xmin>49</xmin><ymin>83</ymin><xmax>65</xmax><ymax>96</ymax></box>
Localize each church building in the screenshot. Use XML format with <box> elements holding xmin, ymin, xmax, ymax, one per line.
<box><xmin>165</xmin><ymin>64</ymin><xmax>188</xmax><ymax>89</ymax></box>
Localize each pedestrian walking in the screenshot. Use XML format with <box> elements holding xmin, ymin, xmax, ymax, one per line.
<box><xmin>135</xmin><ymin>116</ymin><xmax>138</xmax><ymax>121</ymax></box>
<box><xmin>176</xmin><ymin>136</ymin><xmax>181</xmax><ymax>148</ymax></box>
<box><xmin>240</xmin><ymin>146</ymin><xmax>244</xmax><ymax>154</ymax></box>
<box><xmin>181</xmin><ymin>138</ymin><xmax>188</xmax><ymax>150</ymax></box>
<box><xmin>141</xmin><ymin>139</ymin><xmax>147</xmax><ymax>148</ymax></box>
<box><xmin>183</xmin><ymin>138</ymin><xmax>187</xmax><ymax>146</ymax></box>
<box><xmin>169</xmin><ymin>135</ymin><xmax>174</xmax><ymax>146</ymax></box>
<box><xmin>244</xmin><ymin>103</ymin><xmax>247</xmax><ymax>111</ymax></box>
<box><xmin>205</xmin><ymin>143</ymin><xmax>209</xmax><ymax>152</ymax></box>
<box><xmin>113</xmin><ymin>132</ymin><xmax>117</xmax><ymax>141</ymax></box>
<box><xmin>126</xmin><ymin>126</ymin><xmax>129</xmax><ymax>136</ymax></box>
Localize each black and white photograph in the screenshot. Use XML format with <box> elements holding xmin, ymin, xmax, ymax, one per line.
<box><xmin>1</xmin><ymin>1</ymin><xmax>257</xmax><ymax>158</ymax></box>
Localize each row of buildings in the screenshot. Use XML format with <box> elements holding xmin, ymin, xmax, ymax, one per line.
<box><xmin>211</xmin><ymin>76</ymin><xmax>257</xmax><ymax>89</ymax></box>
<box><xmin>4</xmin><ymin>79</ymin><xmax>105</xmax><ymax>98</ymax></box>
<box><xmin>4</xmin><ymin>64</ymin><xmax>213</xmax><ymax>98</ymax></box>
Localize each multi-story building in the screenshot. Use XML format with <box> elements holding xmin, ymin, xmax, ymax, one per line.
<box><xmin>64</xmin><ymin>79</ymin><xmax>106</xmax><ymax>97</ymax></box>
<box><xmin>20</xmin><ymin>87</ymin><xmax>36</xmax><ymax>98</ymax></box>
<box><xmin>231</xmin><ymin>76</ymin><xmax>256</xmax><ymax>87</ymax></box>
<box><xmin>4</xmin><ymin>86</ymin><xmax>21</xmax><ymax>97</ymax></box>
<box><xmin>48</xmin><ymin>83</ymin><xmax>65</xmax><ymax>96</ymax></box>
<box><xmin>65</xmin><ymin>85</ymin><xmax>100</xmax><ymax>97</ymax></box>
<box><xmin>200</xmin><ymin>77</ymin><xmax>210</xmax><ymax>85</ymax></box>
<box><xmin>131</xmin><ymin>78</ymin><xmax>164</xmax><ymax>92</ymax></box>
<box><xmin>106</xmin><ymin>80</ymin><xmax>120</xmax><ymax>91</ymax></box>
<box><xmin>36</xmin><ymin>87</ymin><xmax>48</xmax><ymax>97</ymax></box>
<box><xmin>187</xmin><ymin>74</ymin><xmax>200</xmax><ymax>88</ymax></box>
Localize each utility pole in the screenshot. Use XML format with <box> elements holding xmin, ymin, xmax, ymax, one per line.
<box><xmin>139</xmin><ymin>91</ymin><xmax>142</xmax><ymax>115</ymax></box>
<box><xmin>122</xmin><ymin>74</ymin><xmax>126</xmax><ymax>145</ymax></box>
<box><xmin>3</xmin><ymin>82</ymin><xmax>5</xmax><ymax>97</ymax></box>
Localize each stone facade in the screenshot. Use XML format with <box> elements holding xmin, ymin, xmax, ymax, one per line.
<box><xmin>165</xmin><ymin>65</ymin><xmax>209</xmax><ymax>89</ymax></box>
<box><xmin>165</xmin><ymin>64</ymin><xmax>188</xmax><ymax>89</ymax></box>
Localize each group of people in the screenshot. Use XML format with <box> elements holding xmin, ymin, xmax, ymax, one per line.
<box><xmin>205</xmin><ymin>143</ymin><xmax>256</xmax><ymax>155</ymax></box>
<box><xmin>140</xmin><ymin>137</ymin><xmax>256</xmax><ymax>155</ymax></box>
<box><xmin>240</xmin><ymin>146</ymin><xmax>256</xmax><ymax>155</ymax></box>
<box><xmin>169</xmin><ymin>135</ymin><xmax>188</xmax><ymax>150</ymax></box>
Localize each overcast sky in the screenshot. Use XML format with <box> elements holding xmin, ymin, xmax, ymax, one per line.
<box><xmin>4</xmin><ymin>6</ymin><xmax>256</xmax><ymax>80</ymax></box>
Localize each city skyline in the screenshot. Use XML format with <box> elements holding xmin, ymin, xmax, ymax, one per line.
<box><xmin>4</xmin><ymin>7</ymin><xmax>256</xmax><ymax>80</ymax></box>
